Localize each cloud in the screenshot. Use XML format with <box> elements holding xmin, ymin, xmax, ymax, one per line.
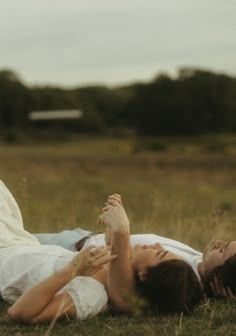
<box><xmin>0</xmin><ymin>0</ymin><xmax>235</xmax><ymax>85</ymax></box>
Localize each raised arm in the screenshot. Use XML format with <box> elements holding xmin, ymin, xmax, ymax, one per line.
<box><xmin>8</xmin><ymin>246</ymin><xmax>116</xmax><ymax>323</ymax></box>
<box><xmin>99</xmin><ymin>195</ymin><xmax>135</xmax><ymax>313</ymax></box>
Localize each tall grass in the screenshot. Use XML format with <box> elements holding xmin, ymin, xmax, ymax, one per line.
<box><xmin>0</xmin><ymin>136</ymin><xmax>236</xmax><ymax>335</ymax></box>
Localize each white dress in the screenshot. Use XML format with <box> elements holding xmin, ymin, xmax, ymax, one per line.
<box><xmin>0</xmin><ymin>181</ymin><xmax>108</xmax><ymax>320</ymax></box>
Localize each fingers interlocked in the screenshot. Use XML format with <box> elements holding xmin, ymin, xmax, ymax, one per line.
<box><xmin>210</xmin><ymin>276</ymin><xmax>236</xmax><ymax>300</ymax></box>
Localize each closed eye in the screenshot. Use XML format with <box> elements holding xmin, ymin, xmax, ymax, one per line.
<box><xmin>220</xmin><ymin>243</ymin><xmax>229</xmax><ymax>254</ymax></box>
<box><xmin>160</xmin><ymin>251</ymin><xmax>168</xmax><ymax>259</ymax></box>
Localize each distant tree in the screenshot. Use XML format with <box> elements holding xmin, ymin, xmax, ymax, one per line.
<box><xmin>1</xmin><ymin>67</ymin><xmax>236</xmax><ymax>139</ymax></box>
<box><xmin>127</xmin><ymin>69</ymin><xmax>236</xmax><ymax>135</ymax></box>
<box><xmin>0</xmin><ymin>69</ymin><xmax>30</xmax><ymax>141</ymax></box>
<box><xmin>126</xmin><ymin>74</ymin><xmax>179</xmax><ymax>134</ymax></box>
<box><xmin>72</xmin><ymin>86</ymin><xmax>126</xmax><ymax>129</ymax></box>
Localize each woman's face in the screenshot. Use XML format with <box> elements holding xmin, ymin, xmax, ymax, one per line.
<box><xmin>202</xmin><ymin>240</ymin><xmax>236</xmax><ymax>272</ymax></box>
<box><xmin>131</xmin><ymin>243</ymin><xmax>183</xmax><ymax>272</ymax></box>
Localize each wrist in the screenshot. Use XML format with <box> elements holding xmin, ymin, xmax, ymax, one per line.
<box><xmin>111</xmin><ymin>223</ymin><xmax>130</xmax><ymax>234</ymax></box>
<box><xmin>63</xmin><ymin>263</ymin><xmax>80</xmax><ymax>278</ymax></box>
<box><xmin>109</xmin><ymin>225</ymin><xmax>129</xmax><ymax>233</ymax></box>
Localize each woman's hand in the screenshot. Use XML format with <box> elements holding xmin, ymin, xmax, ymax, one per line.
<box><xmin>106</xmin><ymin>194</ymin><xmax>123</xmax><ymax>206</ymax></box>
<box><xmin>210</xmin><ymin>276</ymin><xmax>236</xmax><ymax>300</ymax></box>
<box><xmin>67</xmin><ymin>245</ymin><xmax>117</xmax><ymax>276</ymax></box>
<box><xmin>99</xmin><ymin>195</ymin><xmax>130</xmax><ymax>233</ymax></box>
<box><xmin>98</xmin><ymin>194</ymin><xmax>124</xmax><ymax>242</ymax></box>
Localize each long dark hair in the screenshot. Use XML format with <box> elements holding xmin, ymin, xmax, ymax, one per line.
<box><xmin>203</xmin><ymin>254</ymin><xmax>236</xmax><ymax>297</ymax></box>
<box><xmin>135</xmin><ymin>259</ymin><xmax>203</xmax><ymax>314</ymax></box>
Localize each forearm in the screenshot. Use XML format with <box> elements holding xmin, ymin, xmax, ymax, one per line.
<box><xmin>107</xmin><ymin>231</ymin><xmax>135</xmax><ymax>312</ymax></box>
<box><xmin>8</xmin><ymin>267</ymin><xmax>75</xmax><ymax>321</ymax></box>
<box><xmin>101</xmin><ymin>194</ymin><xmax>135</xmax><ymax>312</ymax></box>
<box><xmin>105</xmin><ymin>227</ymin><xmax>111</xmax><ymax>246</ymax></box>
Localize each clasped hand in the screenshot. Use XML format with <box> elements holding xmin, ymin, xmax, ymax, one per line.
<box><xmin>98</xmin><ymin>194</ymin><xmax>130</xmax><ymax>233</ymax></box>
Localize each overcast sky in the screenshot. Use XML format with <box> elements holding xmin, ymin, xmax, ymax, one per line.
<box><xmin>0</xmin><ymin>0</ymin><xmax>235</xmax><ymax>87</ymax></box>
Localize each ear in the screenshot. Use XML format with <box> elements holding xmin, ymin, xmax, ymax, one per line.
<box><xmin>138</xmin><ymin>271</ymin><xmax>147</xmax><ymax>282</ymax></box>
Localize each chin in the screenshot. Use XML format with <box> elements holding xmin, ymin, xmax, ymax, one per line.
<box><xmin>202</xmin><ymin>247</ymin><xmax>209</xmax><ymax>258</ymax></box>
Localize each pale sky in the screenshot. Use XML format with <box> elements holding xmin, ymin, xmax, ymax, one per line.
<box><xmin>0</xmin><ymin>0</ymin><xmax>235</xmax><ymax>87</ymax></box>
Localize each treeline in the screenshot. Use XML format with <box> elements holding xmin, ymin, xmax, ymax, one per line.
<box><xmin>0</xmin><ymin>68</ymin><xmax>236</xmax><ymax>141</ymax></box>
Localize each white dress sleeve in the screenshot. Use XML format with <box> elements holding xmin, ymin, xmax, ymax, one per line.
<box><xmin>0</xmin><ymin>181</ymin><xmax>40</xmax><ymax>248</ymax></box>
<box><xmin>59</xmin><ymin>276</ymin><xmax>108</xmax><ymax>320</ymax></box>
<box><xmin>0</xmin><ymin>181</ymin><xmax>24</xmax><ymax>228</ymax></box>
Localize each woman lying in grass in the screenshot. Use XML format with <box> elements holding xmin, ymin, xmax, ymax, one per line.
<box><xmin>0</xmin><ymin>181</ymin><xmax>202</xmax><ymax>323</ymax></box>
<box><xmin>0</xmin><ymin>181</ymin><xmax>116</xmax><ymax>322</ymax></box>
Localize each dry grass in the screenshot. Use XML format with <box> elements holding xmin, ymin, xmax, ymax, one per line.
<box><xmin>0</xmin><ymin>136</ymin><xmax>236</xmax><ymax>335</ymax></box>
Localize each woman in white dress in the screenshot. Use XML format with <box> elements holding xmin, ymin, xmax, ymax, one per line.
<box><xmin>0</xmin><ymin>181</ymin><xmax>116</xmax><ymax>322</ymax></box>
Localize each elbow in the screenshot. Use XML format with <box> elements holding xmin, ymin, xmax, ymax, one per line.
<box><xmin>8</xmin><ymin>306</ymin><xmax>33</xmax><ymax>323</ymax></box>
<box><xmin>8</xmin><ymin>306</ymin><xmax>20</xmax><ymax>321</ymax></box>
<box><xmin>110</xmin><ymin>296</ymin><xmax>133</xmax><ymax>314</ymax></box>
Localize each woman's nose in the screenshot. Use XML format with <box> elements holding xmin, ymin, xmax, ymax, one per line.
<box><xmin>215</xmin><ymin>240</ymin><xmax>227</xmax><ymax>248</ymax></box>
<box><xmin>153</xmin><ymin>243</ymin><xmax>165</xmax><ymax>251</ymax></box>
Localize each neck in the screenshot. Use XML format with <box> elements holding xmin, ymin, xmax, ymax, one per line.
<box><xmin>197</xmin><ymin>261</ymin><xmax>205</xmax><ymax>281</ymax></box>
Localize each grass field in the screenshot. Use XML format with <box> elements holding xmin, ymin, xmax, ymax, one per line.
<box><xmin>0</xmin><ymin>136</ymin><xmax>236</xmax><ymax>335</ymax></box>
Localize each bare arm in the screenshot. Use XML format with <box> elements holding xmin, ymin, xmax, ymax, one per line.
<box><xmin>8</xmin><ymin>269</ymin><xmax>77</xmax><ymax>323</ymax></box>
<box><xmin>8</xmin><ymin>246</ymin><xmax>116</xmax><ymax>323</ymax></box>
<box><xmin>105</xmin><ymin>227</ymin><xmax>111</xmax><ymax>246</ymax></box>
<box><xmin>99</xmin><ymin>195</ymin><xmax>135</xmax><ymax>313</ymax></box>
